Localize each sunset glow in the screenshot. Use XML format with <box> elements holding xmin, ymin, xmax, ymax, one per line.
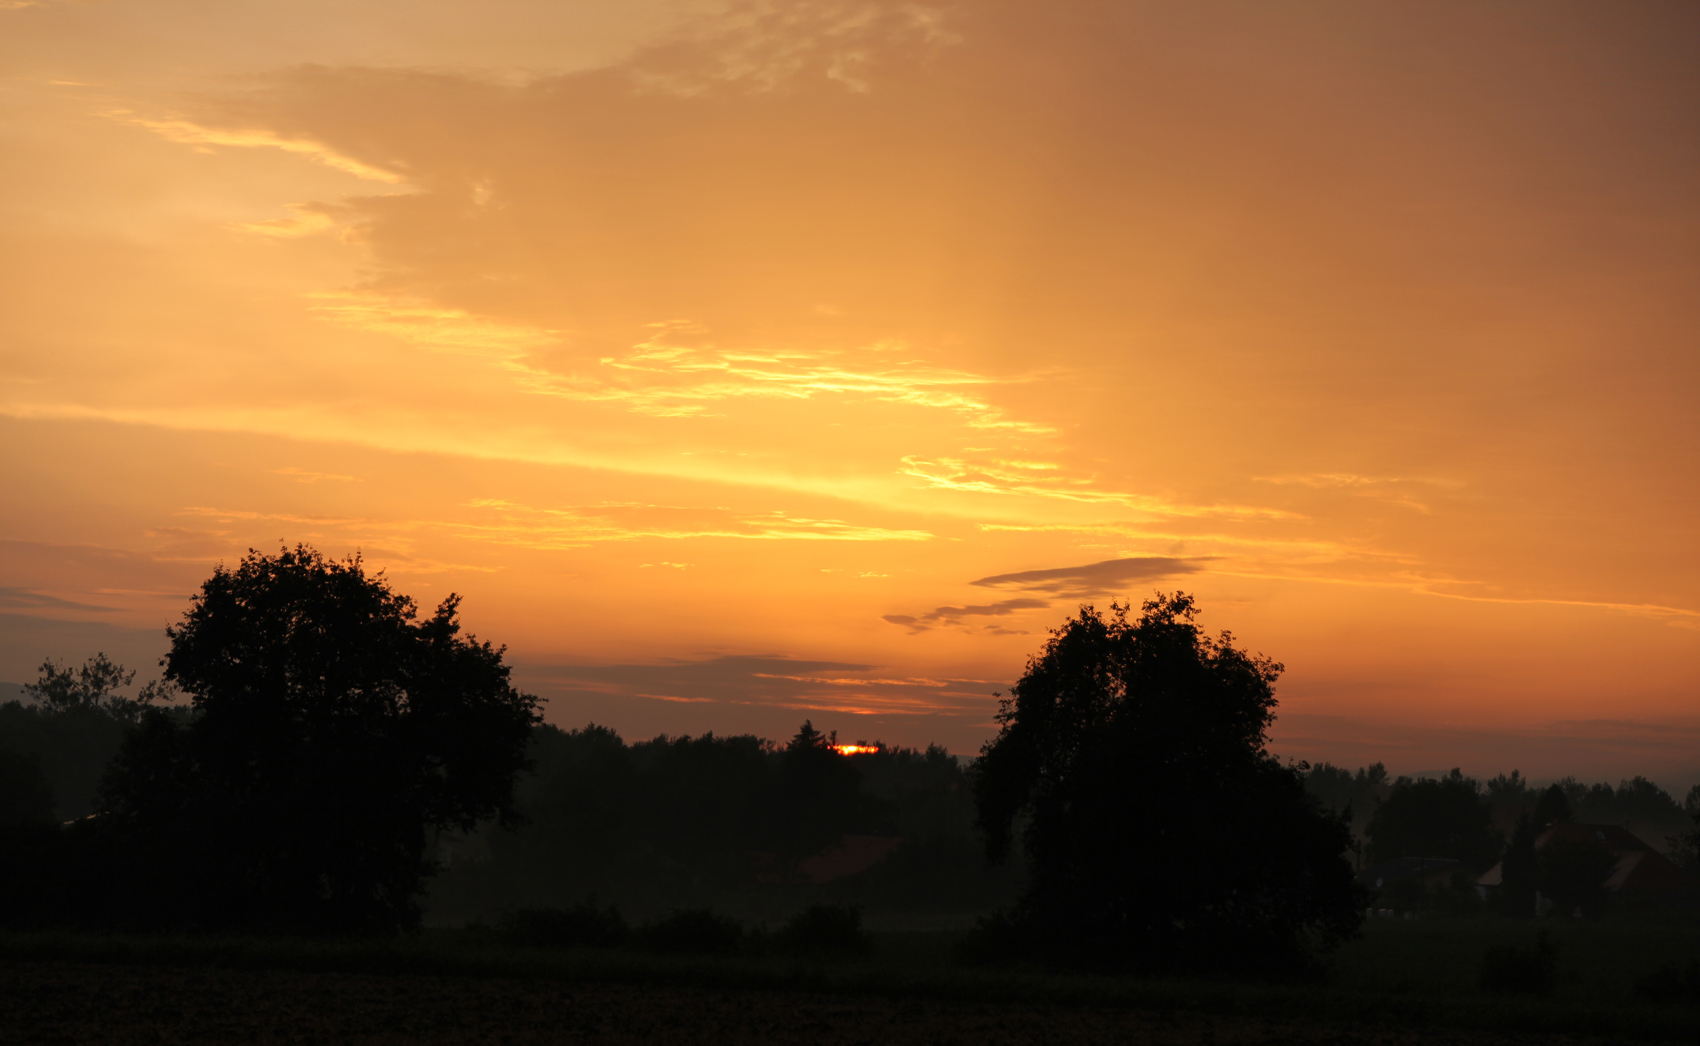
<box><xmin>1</xmin><ymin>1</ymin><xmax>1695</xmax><ymax>784</ymax></box>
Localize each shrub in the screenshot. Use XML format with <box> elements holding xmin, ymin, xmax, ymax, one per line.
<box><xmin>1636</xmin><ymin>959</ymin><xmax>1700</xmax><ymax>1006</ymax></box>
<box><xmin>498</xmin><ymin>900</ymin><xmax>627</xmax><ymax>948</ymax></box>
<box><xmin>1479</xmin><ymin>931</ymin><xmax>1558</xmax><ymax>996</ymax></box>
<box><xmin>776</xmin><ymin>903</ymin><xmax>870</xmax><ymax>957</ymax></box>
<box><xmin>638</xmin><ymin>908</ymin><xmax>744</xmax><ymax>955</ymax></box>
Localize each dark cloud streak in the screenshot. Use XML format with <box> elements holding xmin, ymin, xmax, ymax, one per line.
<box><xmin>969</xmin><ymin>556</ymin><xmax>1207</xmax><ymax>596</ymax></box>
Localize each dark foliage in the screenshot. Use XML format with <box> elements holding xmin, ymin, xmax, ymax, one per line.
<box><xmin>776</xmin><ymin>902</ymin><xmax>870</xmax><ymax>956</ymax></box>
<box><xmin>1364</xmin><ymin>770</ymin><xmax>1501</xmax><ymax>872</ymax></box>
<box><xmin>638</xmin><ymin>908</ymin><xmax>745</xmax><ymax>955</ymax></box>
<box><xmin>0</xmin><ymin>653</ymin><xmax>175</xmax><ymax>821</ymax></box>
<box><xmin>1303</xmin><ymin>761</ymin><xmax>1387</xmax><ymax>820</ymax></box>
<box><xmin>771</xmin><ymin>721</ymin><xmax>865</xmax><ymax>867</ymax></box>
<box><xmin>1539</xmin><ymin>837</ymin><xmax>1616</xmax><ymax>916</ymax></box>
<box><xmin>1534</xmin><ymin>783</ymin><xmax>1573</xmax><ymax>827</ymax></box>
<box><xmin>23</xmin><ymin>653</ymin><xmax>171</xmax><ymax>724</ymax></box>
<box><xmin>427</xmin><ymin>723</ymin><xmax>1002</xmax><ymax>921</ymax></box>
<box><xmin>1636</xmin><ymin>958</ymin><xmax>1700</xmax><ymax>1006</ymax></box>
<box><xmin>971</xmin><ymin>593</ymin><xmax>1364</xmax><ymax>973</ymax></box>
<box><xmin>1479</xmin><ymin>931</ymin><xmax>1558</xmax><ymax>996</ymax></box>
<box><xmin>498</xmin><ymin>901</ymin><xmax>628</xmax><ymax>948</ymax></box>
<box><xmin>0</xmin><ymin>747</ymin><xmax>54</xmax><ymax>827</ymax></box>
<box><xmin>1493</xmin><ymin>811</ymin><xmax>1539</xmax><ymax>917</ymax></box>
<box><xmin>87</xmin><ymin>545</ymin><xmax>542</xmax><ymax>934</ymax></box>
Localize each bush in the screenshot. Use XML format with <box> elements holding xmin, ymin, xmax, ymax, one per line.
<box><xmin>638</xmin><ymin>908</ymin><xmax>744</xmax><ymax>955</ymax></box>
<box><xmin>498</xmin><ymin>901</ymin><xmax>627</xmax><ymax>948</ymax></box>
<box><xmin>1636</xmin><ymin>959</ymin><xmax>1700</xmax><ymax>1006</ymax></box>
<box><xmin>1479</xmin><ymin>932</ymin><xmax>1558</xmax><ymax>996</ymax></box>
<box><xmin>776</xmin><ymin>903</ymin><xmax>869</xmax><ymax>957</ymax></box>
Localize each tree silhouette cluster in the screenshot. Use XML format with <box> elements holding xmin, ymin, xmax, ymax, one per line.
<box><xmin>4</xmin><ymin>546</ymin><xmax>541</xmax><ymax>933</ymax></box>
<box><xmin>972</xmin><ymin>594</ymin><xmax>1364</xmax><ymax>974</ymax></box>
<box><xmin>428</xmin><ymin>721</ymin><xmax>1008</xmax><ymax>920</ymax></box>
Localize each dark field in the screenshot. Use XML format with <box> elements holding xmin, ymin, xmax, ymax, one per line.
<box><xmin>2</xmin><ymin>915</ymin><xmax>1696</xmax><ymax>1045</ymax></box>
<box><xmin>0</xmin><ymin>962</ymin><xmax>1643</xmax><ymax>1046</ymax></box>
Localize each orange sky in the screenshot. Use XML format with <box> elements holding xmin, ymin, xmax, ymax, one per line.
<box><xmin>2</xmin><ymin>1</ymin><xmax>1696</xmax><ymax>785</ymax></box>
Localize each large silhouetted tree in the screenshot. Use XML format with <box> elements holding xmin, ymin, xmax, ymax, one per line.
<box><xmin>98</xmin><ymin>545</ymin><xmax>542</xmax><ymax>933</ymax></box>
<box><xmin>973</xmin><ymin>594</ymin><xmax>1363</xmax><ymax>973</ymax></box>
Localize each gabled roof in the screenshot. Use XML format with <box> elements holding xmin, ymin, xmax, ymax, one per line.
<box><xmin>1535</xmin><ymin>822</ymin><xmax>1653</xmax><ymax>853</ymax></box>
<box><xmin>1476</xmin><ymin>822</ymin><xmax>1699</xmax><ymax>896</ymax></box>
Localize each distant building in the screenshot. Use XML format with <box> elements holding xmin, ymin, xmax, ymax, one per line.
<box><xmin>1477</xmin><ymin>823</ymin><xmax>1697</xmax><ymax>902</ymax></box>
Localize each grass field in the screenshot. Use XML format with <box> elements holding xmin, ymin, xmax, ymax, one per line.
<box><xmin>1</xmin><ymin>913</ymin><xmax>1695</xmax><ymax>1044</ymax></box>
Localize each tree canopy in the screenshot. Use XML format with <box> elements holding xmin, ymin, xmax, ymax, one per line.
<box><xmin>98</xmin><ymin>545</ymin><xmax>542</xmax><ymax>933</ymax></box>
<box><xmin>1364</xmin><ymin>770</ymin><xmax>1502</xmax><ymax>871</ymax></box>
<box><xmin>972</xmin><ymin>594</ymin><xmax>1362</xmax><ymax>973</ymax></box>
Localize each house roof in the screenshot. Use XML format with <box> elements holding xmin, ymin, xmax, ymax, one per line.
<box><xmin>1535</xmin><ymin>822</ymin><xmax>1653</xmax><ymax>853</ymax></box>
<box><xmin>1476</xmin><ymin>822</ymin><xmax>1700</xmax><ymax>896</ymax></box>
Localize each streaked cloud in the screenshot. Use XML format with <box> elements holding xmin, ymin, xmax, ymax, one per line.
<box><xmin>881</xmin><ymin>596</ymin><xmax>1049</xmax><ymax>634</ymax></box>
<box><xmin>969</xmin><ymin>556</ymin><xmax>1208</xmax><ymax>597</ymax></box>
<box><xmin>517</xmin><ymin>324</ymin><xmax>1050</xmax><ymax>430</ymax></box>
<box><xmin>271</xmin><ymin>467</ymin><xmax>355</xmax><ymax>483</ymax></box>
<box><xmin>530</xmin><ymin>654</ymin><xmax>992</xmax><ymax>718</ymax></box>
<box><xmin>0</xmin><ymin>587</ymin><xmax>118</xmax><ymax>614</ymax></box>
<box><xmin>459</xmin><ymin>499</ymin><xmax>933</xmax><ymax>547</ymax></box>
<box><xmin>112</xmin><ymin>112</ymin><xmax>406</xmax><ymax>183</ymax></box>
<box><xmin>899</xmin><ymin>457</ymin><xmax>1297</xmax><ymax>518</ymax></box>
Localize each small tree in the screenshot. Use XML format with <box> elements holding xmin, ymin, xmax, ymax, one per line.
<box><xmin>1534</xmin><ymin>783</ymin><xmax>1573</xmax><ymax>826</ymax></box>
<box><xmin>1495</xmin><ymin>811</ymin><xmax>1539</xmax><ymax>916</ymax></box>
<box><xmin>23</xmin><ymin>653</ymin><xmax>169</xmax><ymax>723</ymax></box>
<box><xmin>99</xmin><ymin>545</ymin><xmax>542</xmax><ymax>933</ymax></box>
<box><xmin>973</xmin><ymin>594</ymin><xmax>1363</xmax><ymax>973</ymax></box>
<box><xmin>769</xmin><ymin>720</ymin><xmax>863</xmax><ymax>870</ymax></box>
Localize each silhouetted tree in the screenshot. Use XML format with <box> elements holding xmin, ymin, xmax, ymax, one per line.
<box><xmin>770</xmin><ymin>720</ymin><xmax>864</xmax><ymax>870</ymax></box>
<box><xmin>98</xmin><ymin>545</ymin><xmax>542</xmax><ymax>933</ymax></box>
<box><xmin>0</xmin><ymin>655</ymin><xmax>175</xmax><ymax>820</ymax></box>
<box><xmin>0</xmin><ymin>747</ymin><xmax>54</xmax><ymax>827</ymax></box>
<box><xmin>1365</xmin><ymin>770</ymin><xmax>1501</xmax><ymax>871</ymax></box>
<box><xmin>23</xmin><ymin>653</ymin><xmax>171</xmax><ymax>723</ymax></box>
<box><xmin>1495</xmin><ymin>811</ymin><xmax>1539</xmax><ymax>916</ymax></box>
<box><xmin>973</xmin><ymin>594</ymin><xmax>1363</xmax><ymax>973</ymax></box>
<box><xmin>1534</xmin><ymin>783</ymin><xmax>1572</xmax><ymax>826</ymax></box>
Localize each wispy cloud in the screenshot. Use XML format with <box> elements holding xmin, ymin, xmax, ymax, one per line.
<box><xmin>175</xmin><ymin>500</ymin><xmax>932</xmax><ymax>551</ymax></box>
<box><xmin>1253</xmin><ymin>473</ymin><xmax>1463</xmax><ymax>514</ymax></box>
<box><xmin>271</xmin><ymin>466</ymin><xmax>355</xmax><ymax>483</ymax></box>
<box><xmin>531</xmin><ymin>654</ymin><xmax>993</xmax><ymax>718</ymax></box>
<box><xmin>632</xmin><ymin>1</ymin><xmax>958</xmax><ymax>96</ymax></box>
<box><xmin>969</xmin><ymin>556</ymin><xmax>1208</xmax><ymax>597</ymax></box>
<box><xmin>900</xmin><ymin>456</ymin><xmax>1297</xmax><ymax>518</ymax></box>
<box><xmin>462</xmin><ymin>499</ymin><xmax>933</xmax><ymax>547</ymax></box>
<box><xmin>0</xmin><ymin>587</ymin><xmax>118</xmax><ymax>613</ymax></box>
<box><xmin>307</xmin><ymin>292</ymin><xmax>559</xmax><ymax>358</ymax></box>
<box><xmin>234</xmin><ymin>205</ymin><xmax>338</xmax><ymax>239</ymax></box>
<box><xmin>517</xmin><ymin>323</ymin><xmax>1051</xmax><ymax>431</ymax></box>
<box><xmin>112</xmin><ymin>112</ymin><xmax>406</xmax><ymax>183</ymax></box>
<box><xmin>881</xmin><ymin>596</ymin><xmax>1050</xmax><ymax>633</ymax></box>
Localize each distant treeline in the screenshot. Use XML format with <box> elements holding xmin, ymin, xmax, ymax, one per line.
<box><xmin>428</xmin><ymin>722</ymin><xmax>1021</xmax><ymax>923</ymax></box>
<box><xmin>4</xmin><ymin>652</ymin><xmax>1697</xmax><ymax>927</ymax></box>
<box><xmin>1303</xmin><ymin>762</ymin><xmax>1700</xmax><ymax>872</ymax></box>
<box><xmin>0</xmin><ymin>667</ymin><xmax>1019</xmax><ymax>924</ymax></box>
<box><xmin>8</xmin><ymin>673</ymin><xmax>1695</xmax><ymax>922</ymax></box>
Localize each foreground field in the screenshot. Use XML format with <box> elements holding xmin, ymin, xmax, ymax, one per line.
<box><xmin>0</xmin><ymin>960</ymin><xmax>1656</xmax><ymax>1046</ymax></box>
<box><xmin>0</xmin><ymin>915</ymin><xmax>1694</xmax><ymax>1045</ymax></box>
